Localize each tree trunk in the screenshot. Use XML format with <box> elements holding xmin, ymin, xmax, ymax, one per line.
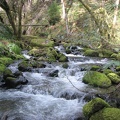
<box><xmin>113</xmin><ymin>0</ymin><xmax>119</xmax><ymax>29</ymax></box>
<box><xmin>18</xmin><ymin>1</ymin><xmax>24</xmax><ymax>39</ymax></box>
<box><xmin>78</xmin><ymin>0</ymin><xmax>113</xmax><ymax>48</ymax></box>
<box><xmin>61</xmin><ymin>0</ymin><xmax>69</xmax><ymax>36</ymax></box>
<box><xmin>0</xmin><ymin>0</ymin><xmax>17</xmax><ymax>36</ymax></box>
<box><xmin>6</xmin><ymin>10</ymin><xmax>17</xmax><ymax>36</ymax></box>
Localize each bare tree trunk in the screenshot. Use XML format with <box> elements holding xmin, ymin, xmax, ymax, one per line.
<box><xmin>61</xmin><ymin>0</ymin><xmax>69</xmax><ymax>36</ymax></box>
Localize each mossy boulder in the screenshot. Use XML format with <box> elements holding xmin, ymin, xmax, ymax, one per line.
<box><xmin>62</xmin><ymin>63</ymin><xmax>69</xmax><ymax>69</ymax></box>
<box><xmin>5</xmin><ymin>77</ymin><xmax>17</xmax><ymax>88</ymax></box>
<box><xmin>84</xmin><ymin>49</ymin><xmax>99</xmax><ymax>57</ymax></box>
<box><xmin>0</xmin><ymin>64</ymin><xmax>6</xmax><ymax>74</ymax></box>
<box><xmin>90</xmin><ymin>65</ymin><xmax>100</xmax><ymax>71</ymax></box>
<box><xmin>107</xmin><ymin>73</ymin><xmax>120</xmax><ymax>84</ymax></box>
<box><xmin>116</xmin><ymin>53</ymin><xmax>120</xmax><ymax>60</ymax></box>
<box><xmin>31</xmin><ymin>61</ymin><xmax>46</xmax><ymax>68</ymax></box>
<box><xmin>18</xmin><ymin>61</ymin><xmax>32</xmax><ymax>72</ymax></box>
<box><xmin>111</xmin><ymin>53</ymin><xmax>117</xmax><ymax>59</ymax></box>
<box><xmin>99</xmin><ymin>49</ymin><xmax>113</xmax><ymax>58</ymax></box>
<box><xmin>47</xmin><ymin>47</ymin><xmax>68</xmax><ymax>62</ymax></box>
<box><xmin>82</xmin><ymin>71</ymin><xmax>111</xmax><ymax>88</ymax></box>
<box><xmin>3</xmin><ymin>68</ymin><xmax>14</xmax><ymax>79</ymax></box>
<box><xmin>116</xmin><ymin>66</ymin><xmax>120</xmax><ymax>71</ymax></box>
<box><xmin>0</xmin><ymin>57</ymin><xmax>13</xmax><ymax>65</ymax></box>
<box><xmin>47</xmin><ymin>48</ymin><xmax>59</xmax><ymax>62</ymax></box>
<box><xmin>29</xmin><ymin>48</ymin><xmax>46</xmax><ymax>57</ymax></box>
<box><xmin>83</xmin><ymin>97</ymin><xmax>110</xmax><ymax>119</ymax></box>
<box><xmin>103</xmin><ymin>69</ymin><xmax>114</xmax><ymax>75</ymax></box>
<box><xmin>58</xmin><ymin>53</ymin><xmax>68</xmax><ymax>62</ymax></box>
<box><xmin>90</xmin><ymin>108</ymin><xmax>120</xmax><ymax>120</ymax></box>
<box><xmin>30</xmin><ymin>38</ymin><xmax>54</xmax><ymax>48</ymax></box>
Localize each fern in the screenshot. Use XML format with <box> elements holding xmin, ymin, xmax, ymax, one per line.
<box><xmin>103</xmin><ymin>60</ymin><xmax>120</xmax><ymax>70</ymax></box>
<box><xmin>7</xmin><ymin>43</ymin><xmax>21</xmax><ymax>54</ymax></box>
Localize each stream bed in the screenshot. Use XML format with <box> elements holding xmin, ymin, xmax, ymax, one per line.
<box><xmin>0</xmin><ymin>46</ymin><xmax>109</xmax><ymax>120</ymax></box>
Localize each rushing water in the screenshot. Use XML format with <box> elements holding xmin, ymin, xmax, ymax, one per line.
<box><xmin>0</xmin><ymin>46</ymin><xmax>109</xmax><ymax>120</ymax></box>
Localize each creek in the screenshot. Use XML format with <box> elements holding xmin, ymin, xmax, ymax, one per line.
<box><xmin>0</xmin><ymin>46</ymin><xmax>109</xmax><ymax>120</ymax></box>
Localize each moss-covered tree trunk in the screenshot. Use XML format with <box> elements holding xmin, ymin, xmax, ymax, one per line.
<box><xmin>18</xmin><ymin>0</ymin><xmax>24</xmax><ymax>39</ymax></box>
<box><xmin>0</xmin><ymin>0</ymin><xmax>17</xmax><ymax>36</ymax></box>
<box><xmin>78</xmin><ymin>0</ymin><xmax>114</xmax><ymax>48</ymax></box>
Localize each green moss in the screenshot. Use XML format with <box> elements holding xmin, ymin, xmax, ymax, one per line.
<box><xmin>90</xmin><ymin>65</ymin><xmax>100</xmax><ymax>71</ymax></box>
<box><xmin>111</xmin><ymin>53</ymin><xmax>117</xmax><ymax>59</ymax></box>
<box><xmin>107</xmin><ymin>73</ymin><xmax>120</xmax><ymax>84</ymax></box>
<box><xmin>116</xmin><ymin>53</ymin><xmax>120</xmax><ymax>60</ymax></box>
<box><xmin>90</xmin><ymin>108</ymin><xmax>120</xmax><ymax>120</ymax></box>
<box><xmin>62</xmin><ymin>63</ymin><xmax>69</xmax><ymax>69</ymax></box>
<box><xmin>29</xmin><ymin>48</ymin><xmax>46</xmax><ymax>57</ymax></box>
<box><xmin>84</xmin><ymin>49</ymin><xmax>99</xmax><ymax>57</ymax></box>
<box><xmin>30</xmin><ymin>38</ymin><xmax>54</xmax><ymax>47</ymax></box>
<box><xmin>103</xmin><ymin>69</ymin><xmax>114</xmax><ymax>75</ymax></box>
<box><xmin>58</xmin><ymin>53</ymin><xmax>68</xmax><ymax>62</ymax></box>
<box><xmin>47</xmin><ymin>48</ymin><xmax>58</xmax><ymax>62</ymax></box>
<box><xmin>99</xmin><ymin>49</ymin><xmax>113</xmax><ymax>58</ymax></box>
<box><xmin>18</xmin><ymin>61</ymin><xmax>32</xmax><ymax>68</ymax></box>
<box><xmin>116</xmin><ymin>66</ymin><xmax>120</xmax><ymax>71</ymax></box>
<box><xmin>0</xmin><ymin>64</ymin><xmax>6</xmax><ymax>74</ymax></box>
<box><xmin>83</xmin><ymin>97</ymin><xmax>110</xmax><ymax>118</ymax></box>
<box><xmin>82</xmin><ymin>71</ymin><xmax>111</xmax><ymax>88</ymax></box>
<box><xmin>0</xmin><ymin>57</ymin><xmax>13</xmax><ymax>65</ymax></box>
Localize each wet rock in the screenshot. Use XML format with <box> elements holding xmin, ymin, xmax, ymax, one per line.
<box><xmin>84</xmin><ymin>49</ymin><xmax>99</xmax><ymax>57</ymax></box>
<box><xmin>5</xmin><ymin>77</ymin><xmax>18</xmax><ymax>88</ymax></box>
<box><xmin>83</xmin><ymin>97</ymin><xmax>110</xmax><ymax>119</ymax></box>
<box><xmin>107</xmin><ymin>73</ymin><xmax>120</xmax><ymax>84</ymax></box>
<box><xmin>84</xmin><ymin>94</ymin><xmax>95</xmax><ymax>102</ymax></box>
<box><xmin>18</xmin><ymin>61</ymin><xmax>32</xmax><ymax>72</ymax></box>
<box><xmin>48</xmin><ymin>70</ymin><xmax>59</xmax><ymax>77</ymax></box>
<box><xmin>5</xmin><ymin>75</ymin><xmax>28</xmax><ymax>88</ymax></box>
<box><xmin>58</xmin><ymin>53</ymin><xmax>68</xmax><ymax>62</ymax></box>
<box><xmin>90</xmin><ymin>108</ymin><xmax>120</xmax><ymax>120</ymax></box>
<box><xmin>108</xmin><ymin>85</ymin><xmax>120</xmax><ymax>108</ymax></box>
<box><xmin>32</xmin><ymin>62</ymin><xmax>46</xmax><ymax>68</ymax></box>
<box><xmin>14</xmin><ymin>71</ymin><xmax>22</xmax><ymax>77</ymax></box>
<box><xmin>82</xmin><ymin>71</ymin><xmax>111</xmax><ymax>88</ymax></box>
<box><xmin>62</xmin><ymin>63</ymin><xmax>69</xmax><ymax>69</ymax></box>
<box><xmin>3</xmin><ymin>69</ymin><xmax>14</xmax><ymax>80</ymax></box>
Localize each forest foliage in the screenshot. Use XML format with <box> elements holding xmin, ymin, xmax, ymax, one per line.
<box><xmin>0</xmin><ymin>0</ymin><xmax>120</xmax><ymax>49</ymax></box>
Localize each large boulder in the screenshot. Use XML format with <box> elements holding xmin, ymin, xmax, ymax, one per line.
<box><xmin>83</xmin><ymin>97</ymin><xmax>110</xmax><ymax>119</ymax></box>
<box><xmin>5</xmin><ymin>76</ymin><xmax>28</xmax><ymax>88</ymax></box>
<box><xmin>82</xmin><ymin>71</ymin><xmax>111</xmax><ymax>88</ymax></box>
<box><xmin>90</xmin><ymin>108</ymin><xmax>120</xmax><ymax>120</ymax></box>
<box><xmin>107</xmin><ymin>73</ymin><xmax>120</xmax><ymax>84</ymax></box>
<box><xmin>47</xmin><ymin>47</ymin><xmax>68</xmax><ymax>62</ymax></box>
